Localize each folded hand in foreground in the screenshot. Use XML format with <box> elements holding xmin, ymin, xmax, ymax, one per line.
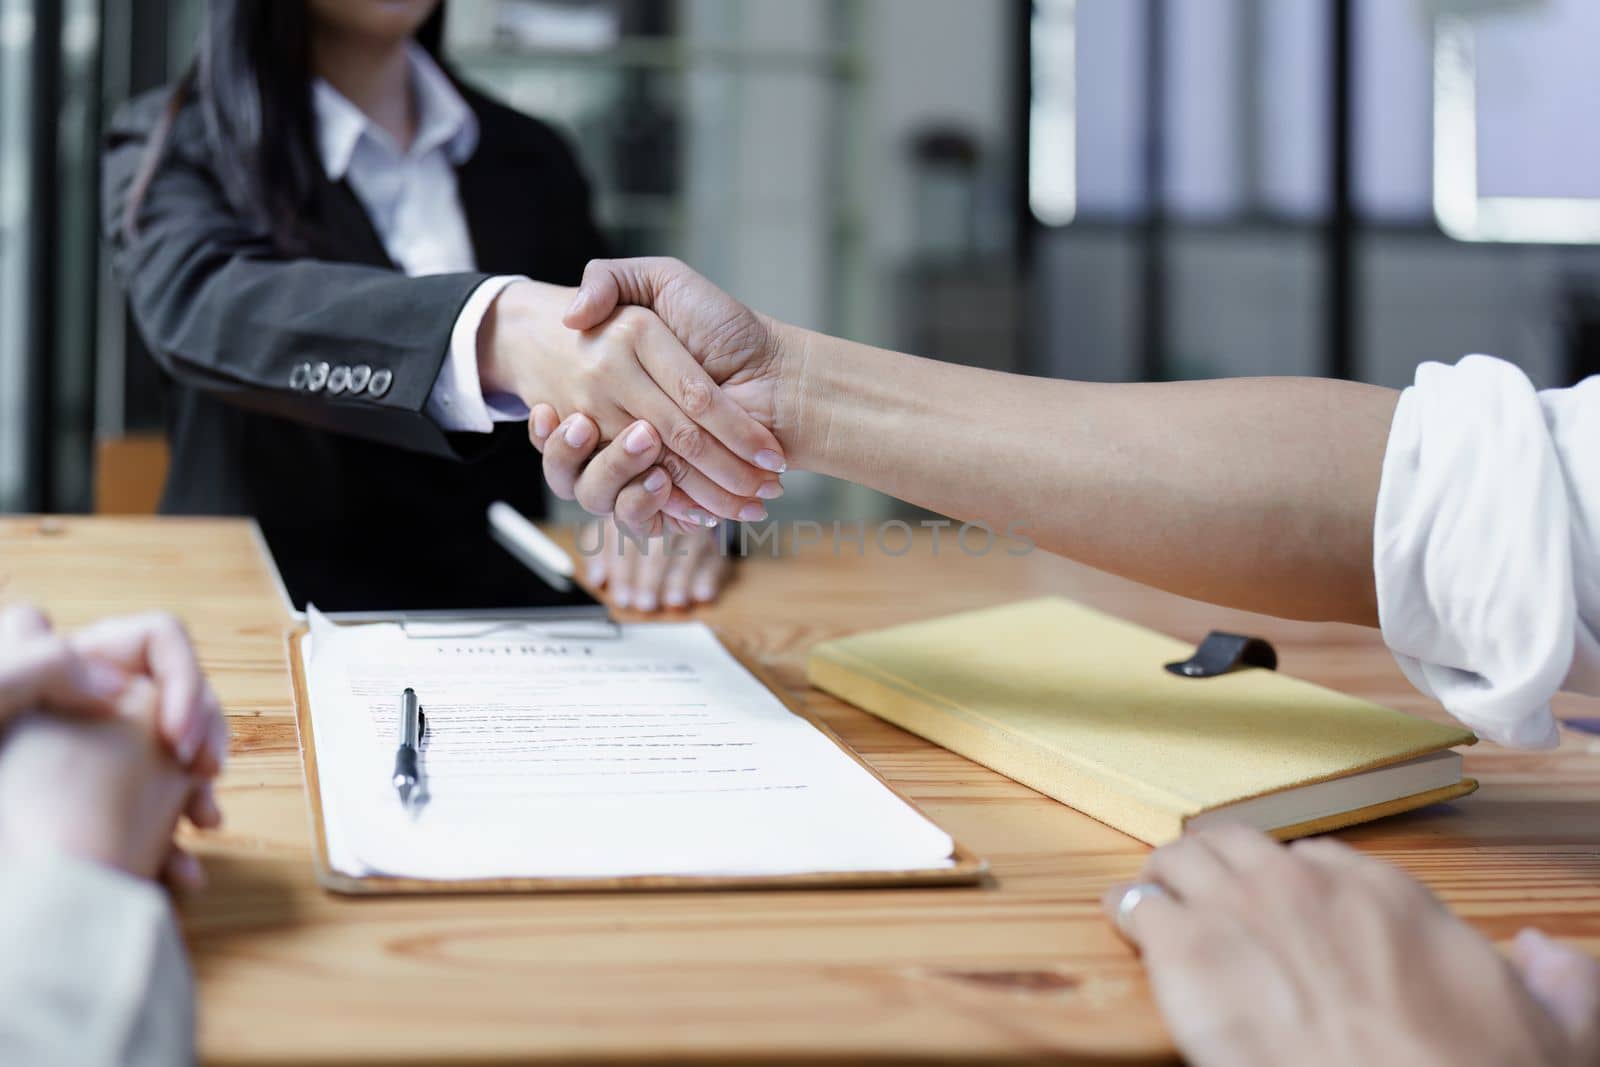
<box><xmin>0</xmin><ymin>603</ymin><xmax>228</xmax><ymax>890</ymax></box>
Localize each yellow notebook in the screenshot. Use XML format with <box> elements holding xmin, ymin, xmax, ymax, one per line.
<box><xmin>808</xmin><ymin>597</ymin><xmax>1477</xmax><ymax>846</ymax></box>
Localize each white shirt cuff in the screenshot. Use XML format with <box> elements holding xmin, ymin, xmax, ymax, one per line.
<box><xmin>1374</xmin><ymin>355</ymin><xmax>1571</xmax><ymax>749</ymax></box>
<box><xmin>427</xmin><ymin>275</ymin><xmax>534</xmax><ymax>433</ymax></box>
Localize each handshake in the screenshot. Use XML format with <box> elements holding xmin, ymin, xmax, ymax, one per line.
<box><xmin>478</xmin><ymin>258</ymin><xmax>803</xmax><ymax>538</ymax></box>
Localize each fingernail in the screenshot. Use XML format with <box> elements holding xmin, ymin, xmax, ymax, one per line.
<box><xmin>756</xmin><ymin>481</ymin><xmax>783</xmax><ymax>500</ymax></box>
<box><xmin>612</xmin><ymin>588</ymin><xmax>632</xmax><ymax>608</ymax></box>
<box><xmin>81</xmin><ymin>659</ymin><xmax>126</xmax><ymax>701</ymax></box>
<box><xmin>178</xmin><ymin>852</ymin><xmax>207</xmax><ymax>891</ymax></box>
<box><xmin>177</xmin><ymin>723</ymin><xmax>202</xmax><ymax>765</ymax></box>
<box><xmin>1102</xmin><ymin>883</ymin><xmax>1133</xmax><ymax>921</ymax></box>
<box><xmin>179</xmin><ymin>702</ymin><xmax>215</xmax><ymax>764</ymax></box>
<box><xmin>636</xmin><ymin>591</ymin><xmax>657</xmax><ymax>612</ymax></box>
<box><xmin>644</xmin><ymin>469</ymin><xmax>669</xmax><ymax>493</ymax></box>
<box><xmin>755</xmin><ymin>450</ymin><xmax>787</xmax><ymax>473</ymax></box>
<box><xmin>564</xmin><ymin>289</ymin><xmax>591</xmax><ymax>320</ymax></box>
<box><xmin>738</xmin><ymin>503</ymin><xmax>768</xmax><ymax>522</ymax></box>
<box><xmin>1517</xmin><ymin>927</ymin><xmax>1554</xmax><ymax>953</ymax></box>
<box><xmin>564</xmin><ymin>418</ymin><xmax>594</xmax><ymax>448</ymax></box>
<box><xmin>685</xmin><ymin>510</ymin><xmax>718</xmax><ymax>528</ymax></box>
<box><xmin>624</xmin><ymin>422</ymin><xmax>655</xmax><ymax>455</ymax></box>
<box><xmin>586</xmin><ymin>563</ymin><xmax>605</xmax><ymax>585</ymax></box>
<box><xmin>664</xmin><ymin>590</ymin><xmax>687</xmax><ymax>608</ymax></box>
<box><xmin>196</xmin><ymin>791</ymin><xmax>222</xmax><ymax>828</ymax></box>
<box><xmin>693</xmin><ymin>580</ymin><xmax>717</xmax><ymax>602</ymax></box>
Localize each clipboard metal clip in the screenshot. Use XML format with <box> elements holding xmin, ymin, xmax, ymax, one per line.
<box><xmin>1164</xmin><ymin>631</ymin><xmax>1278</xmax><ymax>679</ymax></box>
<box><xmin>398</xmin><ymin>617</ymin><xmax>623</xmax><ymax>641</ymax></box>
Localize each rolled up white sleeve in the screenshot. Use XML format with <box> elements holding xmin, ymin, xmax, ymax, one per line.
<box><xmin>426</xmin><ymin>274</ymin><xmax>533</xmax><ymax>432</ymax></box>
<box><xmin>1375</xmin><ymin>355</ymin><xmax>1600</xmax><ymax>748</ymax></box>
<box><xmin>0</xmin><ymin>855</ymin><xmax>194</xmax><ymax>1066</ymax></box>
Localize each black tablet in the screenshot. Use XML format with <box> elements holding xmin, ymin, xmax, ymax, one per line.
<box><xmin>256</xmin><ymin>507</ymin><xmax>606</xmax><ymax>622</ymax></box>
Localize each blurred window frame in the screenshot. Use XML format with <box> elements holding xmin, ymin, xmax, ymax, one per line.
<box><xmin>1432</xmin><ymin>12</ymin><xmax>1600</xmax><ymax>244</ymax></box>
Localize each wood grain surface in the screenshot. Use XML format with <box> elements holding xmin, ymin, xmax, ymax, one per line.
<box><xmin>3</xmin><ymin>515</ymin><xmax>1598</xmax><ymax>1066</ymax></box>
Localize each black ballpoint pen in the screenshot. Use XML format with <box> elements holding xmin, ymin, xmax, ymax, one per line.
<box><xmin>393</xmin><ymin>687</ymin><xmax>423</xmax><ymax>807</ymax></box>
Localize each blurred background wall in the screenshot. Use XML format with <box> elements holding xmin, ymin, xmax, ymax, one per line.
<box><xmin>2</xmin><ymin>0</ymin><xmax>1598</xmax><ymax>518</ymax></box>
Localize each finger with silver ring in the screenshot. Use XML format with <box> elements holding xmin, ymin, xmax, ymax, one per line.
<box><xmin>1102</xmin><ymin>880</ymin><xmax>1183</xmax><ymax>948</ymax></box>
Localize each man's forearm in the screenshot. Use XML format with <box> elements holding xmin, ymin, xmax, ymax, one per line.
<box><xmin>776</xmin><ymin>323</ymin><xmax>1397</xmax><ymax>626</ymax></box>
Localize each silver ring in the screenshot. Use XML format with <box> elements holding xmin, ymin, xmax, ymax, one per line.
<box><xmin>1114</xmin><ymin>881</ymin><xmax>1169</xmax><ymax>938</ymax></box>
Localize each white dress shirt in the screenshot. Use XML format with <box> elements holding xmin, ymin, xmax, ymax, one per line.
<box><xmin>312</xmin><ymin>44</ymin><xmax>529</xmax><ymax>434</ymax></box>
<box><xmin>0</xmin><ymin>855</ymin><xmax>193</xmax><ymax>1065</ymax></box>
<box><xmin>1376</xmin><ymin>355</ymin><xmax>1600</xmax><ymax>748</ymax></box>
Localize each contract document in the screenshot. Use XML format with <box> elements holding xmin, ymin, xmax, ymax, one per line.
<box><xmin>298</xmin><ymin>614</ymin><xmax>957</xmax><ymax>883</ymax></box>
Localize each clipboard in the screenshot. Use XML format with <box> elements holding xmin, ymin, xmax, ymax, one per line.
<box><xmin>287</xmin><ymin>625</ymin><xmax>988</xmax><ymax>895</ymax></box>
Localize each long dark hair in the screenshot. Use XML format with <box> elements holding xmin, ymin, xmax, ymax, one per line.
<box><xmin>124</xmin><ymin>1</ymin><xmax>446</xmax><ymax>253</ymax></box>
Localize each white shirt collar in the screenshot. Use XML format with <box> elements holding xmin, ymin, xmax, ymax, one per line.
<box><xmin>312</xmin><ymin>43</ymin><xmax>478</xmax><ymax>181</ymax></box>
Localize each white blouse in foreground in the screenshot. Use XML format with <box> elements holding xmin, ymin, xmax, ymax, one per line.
<box><xmin>1376</xmin><ymin>355</ymin><xmax>1600</xmax><ymax>748</ymax></box>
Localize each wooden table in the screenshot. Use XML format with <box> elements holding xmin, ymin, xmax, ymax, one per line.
<box><xmin>4</xmin><ymin>516</ymin><xmax>1599</xmax><ymax>1065</ymax></box>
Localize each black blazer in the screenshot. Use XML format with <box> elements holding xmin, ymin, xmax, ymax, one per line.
<box><xmin>101</xmin><ymin>78</ymin><xmax>607</xmax><ymax>533</ymax></box>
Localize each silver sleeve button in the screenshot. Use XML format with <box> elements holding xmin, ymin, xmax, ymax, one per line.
<box><xmin>327</xmin><ymin>365</ymin><xmax>351</xmax><ymax>395</ymax></box>
<box><xmin>306</xmin><ymin>361</ymin><xmax>331</xmax><ymax>393</ymax></box>
<box><xmin>289</xmin><ymin>362</ymin><xmax>311</xmax><ymax>390</ymax></box>
<box><xmin>347</xmin><ymin>364</ymin><xmax>373</xmax><ymax>393</ymax></box>
<box><xmin>367</xmin><ymin>368</ymin><xmax>393</xmax><ymax>399</ymax></box>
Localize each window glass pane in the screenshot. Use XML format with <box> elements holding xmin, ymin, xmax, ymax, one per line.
<box><xmin>1354</xmin><ymin>0</ymin><xmax>1431</xmax><ymax>221</ymax></box>
<box><xmin>1073</xmin><ymin>0</ymin><xmax>1146</xmax><ymax>219</ymax></box>
<box><xmin>1474</xmin><ymin>0</ymin><xmax>1600</xmax><ymax>199</ymax></box>
<box><xmin>1256</xmin><ymin>0</ymin><xmax>1327</xmax><ymax>219</ymax></box>
<box><xmin>1164</xmin><ymin>0</ymin><xmax>1246</xmax><ymax>219</ymax></box>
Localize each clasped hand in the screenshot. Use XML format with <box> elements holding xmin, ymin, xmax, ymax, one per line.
<box><xmin>489</xmin><ymin>259</ymin><xmax>791</xmax><ymax>537</ymax></box>
<box><xmin>478</xmin><ymin>273</ymin><xmax>788</xmax><ymax>532</ymax></box>
<box><xmin>0</xmin><ymin>603</ymin><xmax>228</xmax><ymax>889</ymax></box>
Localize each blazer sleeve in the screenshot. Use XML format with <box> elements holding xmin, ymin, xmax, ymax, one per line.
<box><xmin>101</xmin><ymin>96</ymin><xmax>491</xmax><ymax>460</ymax></box>
<box><xmin>0</xmin><ymin>855</ymin><xmax>195</xmax><ymax>1067</ymax></box>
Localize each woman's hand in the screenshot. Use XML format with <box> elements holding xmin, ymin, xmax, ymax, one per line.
<box><xmin>1107</xmin><ymin>825</ymin><xmax>1600</xmax><ymax>1067</ymax></box>
<box><xmin>578</xmin><ymin>520</ymin><xmax>730</xmax><ymax>612</ymax></box>
<box><xmin>0</xmin><ymin>712</ymin><xmax>210</xmax><ymax>889</ymax></box>
<box><xmin>530</xmin><ymin>407</ymin><xmax>776</xmax><ymax>537</ymax></box>
<box><xmin>479</xmin><ymin>279</ymin><xmax>785</xmax><ymax>525</ymax></box>
<box><xmin>0</xmin><ymin>603</ymin><xmax>229</xmax><ymax>775</ymax></box>
<box><xmin>0</xmin><ymin>603</ymin><xmax>227</xmax><ymax>890</ymax></box>
<box><xmin>528</xmin><ymin>408</ymin><xmax>737</xmax><ymax>608</ymax></box>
